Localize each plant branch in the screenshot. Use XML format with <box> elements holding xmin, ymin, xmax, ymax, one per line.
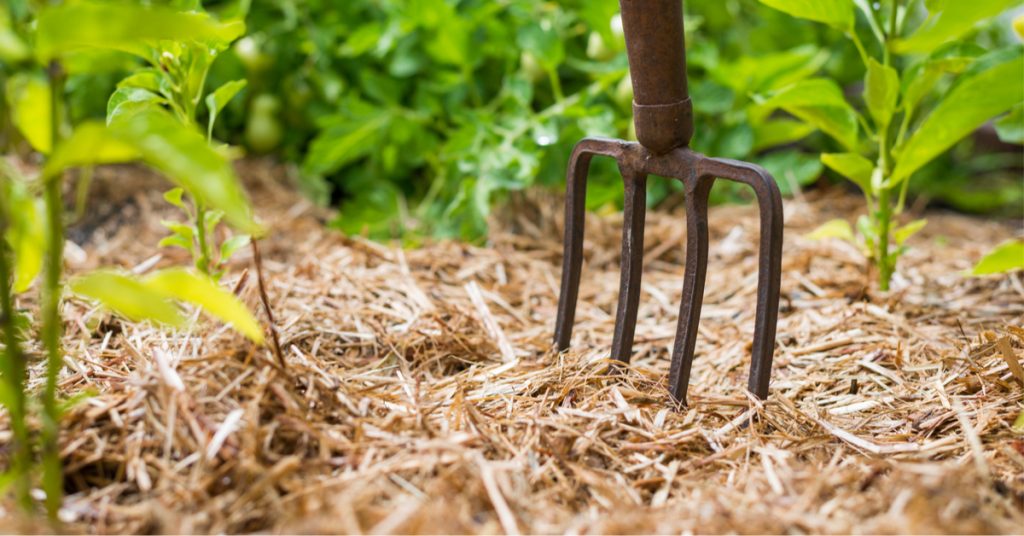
<box><xmin>251</xmin><ymin>239</ymin><xmax>285</xmax><ymax>369</ymax></box>
<box><xmin>41</xmin><ymin>60</ymin><xmax>66</xmax><ymax>522</ymax></box>
<box><xmin>0</xmin><ymin>212</ymin><xmax>31</xmax><ymax>511</ymax></box>
<box><xmin>849</xmin><ymin>31</ymin><xmax>873</xmax><ymax>68</ymax></box>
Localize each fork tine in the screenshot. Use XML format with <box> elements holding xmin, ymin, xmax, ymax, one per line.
<box><xmin>745</xmin><ymin>167</ymin><xmax>783</xmax><ymax>399</ymax></box>
<box><xmin>667</xmin><ymin>176</ymin><xmax>713</xmax><ymax>403</ymax></box>
<box><xmin>554</xmin><ymin>146</ymin><xmax>596</xmax><ymax>352</ymax></box>
<box><xmin>610</xmin><ymin>168</ymin><xmax>648</xmax><ymax>364</ymax></box>
<box><xmin>694</xmin><ymin>157</ymin><xmax>783</xmax><ymax>400</ymax></box>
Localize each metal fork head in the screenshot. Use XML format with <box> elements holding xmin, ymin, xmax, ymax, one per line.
<box><xmin>551</xmin><ymin>0</ymin><xmax>784</xmax><ymax>405</ymax></box>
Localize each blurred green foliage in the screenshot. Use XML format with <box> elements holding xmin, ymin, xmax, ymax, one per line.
<box><xmin>230</xmin><ymin>0</ymin><xmax>843</xmax><ymax>238</ymax></box>
<box><xmin>762</xmin><ymin>0</ymin><xmax>1023</xmax><ymax>289</ymax></box>
<box><xmin>4</xmin><ymin>0</ymin><xmax>1021</xmax><ymax>242</ymax></box>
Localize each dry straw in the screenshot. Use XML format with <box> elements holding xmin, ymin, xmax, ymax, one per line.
<box><xmin>2</xmin><ymin>163</ymin><xmax>1022</xmax><ymax>533</ymax></box>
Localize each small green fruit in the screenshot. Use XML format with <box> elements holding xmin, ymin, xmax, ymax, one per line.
<box><xmin>246</xmin><ymin>95</ymin><xmax>282</xmax><ymax>153</ymax></box>
<box><xmin>586</xmin><ymin>32</ymin><xmax>614</xmax><ymax>61</ymax></box>
<box><xmin>614</xmin><ymin>75</ymin><xmax>634</xmax><ymax>110</ymax></box>
<box><xmin>234</xmin><ymin>36</ymin><xmax>272</xmax><ymax>73</ymax></box>
<box><xmin>520</xmin><ymin>51</ymin><xmax>545</xmax><ymax>83</ymax></box>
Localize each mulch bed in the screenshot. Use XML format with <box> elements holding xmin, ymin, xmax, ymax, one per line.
<box><xmin>3</xmin><ymin>161</ymin><xmax>1023</xmax><ymax>533</ymax></box>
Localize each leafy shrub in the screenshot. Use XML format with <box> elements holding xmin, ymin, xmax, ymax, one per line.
<box><xmin>758</xmin><ymin>0</ymin><xmax>1022</xmax><ymax>290</ymax></box>
<box><xmin>233</xmin><ymin>0</ymin><xmax>852</xmax><ymax>240</ymax></box>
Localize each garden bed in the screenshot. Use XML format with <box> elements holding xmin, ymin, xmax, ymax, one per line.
<box><xmin>5</xmin><ymin>161</ymin><xmax>1024</xmax><ymax>533</ymax></box>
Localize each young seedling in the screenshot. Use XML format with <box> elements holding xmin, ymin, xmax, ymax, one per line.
<box><xmin>108</xmin><ymin>6</ymin><xmax>249</xmax><ymax>279</ymax></box>
<box><xmin>161</xmin><ymin>187</ymin><xmax>250</xmax><ymax>281</ymax></box>
<box><xmin>757</xmin><ymin>0</ymin><xmax>1023</xmax><ymax>290</ymax></box>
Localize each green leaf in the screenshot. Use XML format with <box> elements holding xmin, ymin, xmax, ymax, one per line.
<box><xmin>857</xmin><ymin>214</ymin><xmax>878</xmax><ymax>252</ymax></box>
<box><xmin>158</xmin><ymin>235</ymin><xmax>192</xmax><ymax>251</ymax></box>
<box><xmin>35</xmin><ymin>2</ymin><xmax>245</xmax><ymax>61</ymax></box>
<box><xmin>901</xmin><ymin>44</ymin><xmax>987</xmax><ymax>116</ymax></box>
<box><xmin>1013</xmin><ymin>408</ymin><xmax>1024</xmax><ymax>433</ymax></box>
<box><xmin>304</xmin><ymin>108</ymin><xmax>392</xmax><ymax>176</ymax></box>
<box><xmin>117</xmin><ymin>69</ymin><xmax>165</xmax><ymax>93</ymax></box>
<box><xmin>333</xmin><ymin>182</ymin><xmax>404</xmax><ymax>239</ymax></box>
<box><xmin>891</xmin><ymin>48</ymin><xmax>1024</xmax><ymax>185</ymax></box>
<box><xmin>806</xmin><ymin>219</ymin><xmax>855</xmax><ymax>242</ymax></box>
<box><xmin>5</xmin><ymin>73</ymin><xmax>52</xmax><ymax>154</ymax></box>
<box><xmin>757</xmin><ymin>0</ymin><xmax>854</xmax><ymax>31</ymax></box>
<box><xmin>757</xmin><ymin>150</ymin><xmax>823</xmax><ymax>196</ymax></box>
<box><xmin>821</xmin><ymin>152</ymin><xmax>875</xmax><ymax>193</ymax></box>
<box><xmin>163</xmin><ymin>188</ymin><xmax>187</xmax><ymax>210</ymax></box>
<box><xmin>995</xmin><ymin>105</ymin><xmax>1024</xmax><ymax>145</ymax></box>
<box><xmin>109</xmin><ymin>108</ymin><xmax>261</xmax><ymax>235</ymax></box>
<box><xmin>12</xmin><ymin>200</ymin><xmax>44</xmax><ymax>293</ymax></box>
<box><xmin>864</xmin><ymin>58</ymin><xmax>900</xmax><ymax>128</ymax></box>
<box><xmin>219</xmin><ymin>234</ymin><xmax>250</xmax><ymax>262</ymax></box>
<box><xmin>2</xmin><ymin>179</ymin><xmax>45</xmax><ymax>293</ymax></box>
<box><xmin>971</xmin><ymin>239</ymin><xmax>1024</xmax><ymax>276</ymax></box>
<box><xmin>752</xmin><ymin>119</ymin><xmax>817</xmax><ymax>151</ymax></box>
<box><xmin>142</xmin><ymin>268</ymin><xmax>264</xmax><ymax>343</ymax></box>
<box><xmin>204</xmin><ymin>210</ymin><xmax>225</xmax><ymax>230</ymax></box>
<box><xmin>901</xmin><ymin>62</ymin><xmax>945</xmax><ymax>116</ymax></box>
<box><xmin>43</xmin><ymin>122</ymin><xmax>140</xmax><ymax>177</ymax></box>
<box><xmin>516</xmin><ymin>23</ymin><xmax>565</xmax><ymax>71</ymax></box>
<box><xmin>106</xmin><ymin>87</ymin><xmax>165</xmax><ymax>125</ymax></box>
<box><xmin>58</xmin><ymin>388</ymin><xmax>98</xmax><ymax>415</ymax></box>
<box><xmin>712</xmin><ymin>45</ymin><xmax>829</xmax><ymax>94</ymax></box>
<box><xmin>0</xmin><ymin>23</ymin><xmax>28</xmax><ymax>63</ymax></box>
<box><xmin>893</xmin><ymin>0</ymin><xmax>1020</xmax><ymax>54</ymax></box>
<box><xmin>160</xmin><ymin>220</ymin><xmax>194</xmax><ymax>241</ymax></box>
<box><xmin>759</xmin><ymin>78</ymin><xmax>859</xmax><ymax>150</ymax></box>
<box><xmin>894</xmin><ymin>219</ymin><xmax>927</xmax><ymax>246</ymax></box>
<box><xmin>205</xmin><ymin>79</ymin><xmax>247</xmax><ymax>140</ymax></box>
<box><xmin>70</xmin><ymin>271</ymin><xmax>186</xmax><ymax>327</ymax></box>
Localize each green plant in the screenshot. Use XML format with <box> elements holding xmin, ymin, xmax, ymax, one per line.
<box><xmin>232</xmin><ymin>0</ymin><xmax>853</xmax><ymax>240</ymax></box>
<box><xmin>0</xmin><ymin>1</ymin><xmax>263</xmax><ymax>520</ymax></box>
<box><xmin>758</xmin><ymin>0</ymin><xmax>1023</xmax><ymax>290</ymax></box>
<box><xmin>107</xmin><ymin>4</ymin><xmax>250</xmax><ymax>279</ymax></box>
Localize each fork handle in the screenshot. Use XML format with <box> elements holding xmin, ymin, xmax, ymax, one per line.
<box><xmin>620</xmin><ymin>0</ymin><xmax>693</xmax><ymax>153</ymax></box>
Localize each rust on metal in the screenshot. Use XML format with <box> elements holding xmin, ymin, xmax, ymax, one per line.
<box><xmin>554</xmin><ymin>0</ymin><xmax>784</xmax><ymax>404</ymax></box>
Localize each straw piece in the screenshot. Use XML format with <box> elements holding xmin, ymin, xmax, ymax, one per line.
<box><xmin>5</xmin><ymin>164</ymin><xmax>1021</xmax><ymax>534</ymax></box>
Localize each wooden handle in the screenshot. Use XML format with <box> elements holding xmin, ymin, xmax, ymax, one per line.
<box><xmin>619</xmin><ymin>0</ymin><xmax>693</xmax><ymax>153</ymax></box>
<box><xmin>619</xmin><ymin>0</ymin><xmax>688</xmax><ymax>106</ymax></box>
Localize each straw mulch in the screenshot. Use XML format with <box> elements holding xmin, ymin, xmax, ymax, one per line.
<box><xmin>3</xmin><ymin>161</ymin><xmax>1024</xmax><ymax>534</ymax></box>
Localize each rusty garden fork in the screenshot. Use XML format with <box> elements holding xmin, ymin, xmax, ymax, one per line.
<box><xmin>553</xmin><ymin>0</ymin><xmax>784</xmax><ymax>404</ymax></box>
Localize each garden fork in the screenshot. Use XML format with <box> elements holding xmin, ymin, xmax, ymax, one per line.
<box><xmin>553</xmin><ymin>0</ymin><xmax>784</xmax><ymax>404</ymax></box>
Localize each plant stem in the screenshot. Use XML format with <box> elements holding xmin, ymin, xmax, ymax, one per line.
<box><xmin>875</xmin><ymin>93</ymin><xmax>896</xmax><ymax>291</ymax></box>
<box><xmin>0</xmin><ymin>220</ymin><xmax>32</xmax><ymax>511</ymax></box>
<box><xmin>874</xmin><ymin>0</ymin><xmax>904</xmax><ymax>292</ymax></box>
<box><xmin>40</xmin><ymin>60</ymin><xmax>66</xmax><ymax>522</ymax></box>
<box><xmin>195</xmin><ymin>202</ymin><xmax>211</xmax><ymax>274</ymax></box>
<box><xmin>547</xmin><ymin>67</ymin><xmax>565</xmax><ymax>102</ymax></box>
<box><xmin>849</xmin><ymin>31</ymin><xmax>872</xmax><ymax>68</ymax></box>
<box><xmin>876</xmin><ymin>184</ymin><xmax>894</xmax><ymax>291</ymax></box>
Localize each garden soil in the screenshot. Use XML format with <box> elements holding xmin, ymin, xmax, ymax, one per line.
<box><xmin>3</xmin><ymin>160</ymin><xmax>1023</xmax><ymax>534</ymax></box>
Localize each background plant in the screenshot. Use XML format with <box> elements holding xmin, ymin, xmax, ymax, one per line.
<box><xmin>756</xmin><ymin>0</ymin><xmax>1023</xmax><ymax>290</ymax></box>
<box><xmin>227</xmin><ymin>0</ymin><xmax>888</xmax><ymax>239</ymax></box>
<box><xmin>7</xmin><ymin>1</ymin><xmax>1019</xmax><ymax>244</ymax></box>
